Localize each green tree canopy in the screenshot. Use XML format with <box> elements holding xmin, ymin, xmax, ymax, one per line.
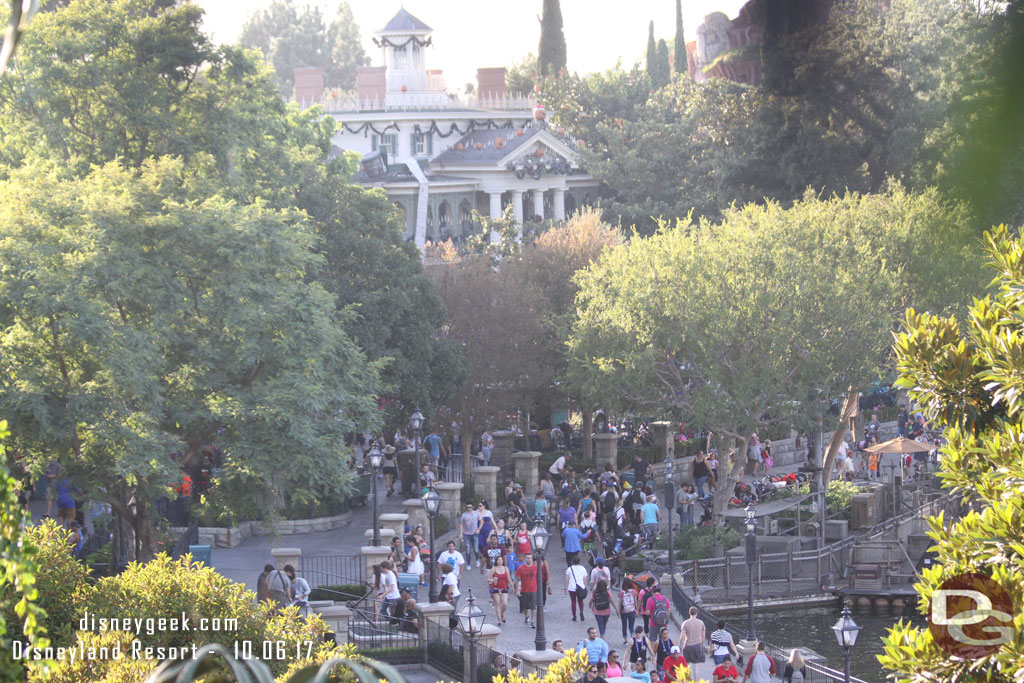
<box><xmin>881</xmin><ymin>224</ymin><xmax>1024</xmax><ymax>680</ymax></box>
<box><xmin>240</xmin><ymin>0</ymin><xmax>369</xmax><ymax>97</ymax></box>
<box><xmin>538</xmin><ymin>0</ymin><xmax>566</xmax><ymax>77</ymax></box>
<box><xmin>645</xmin><ymin>21</ymin><xmax>656</xmax><ymax>81</ymax></box>
<box><xmin>674</xmin><ymin>0</ymin><xmax>686</xmax><ymax>76</ymax></box>
<box><xmin>506</xmin><ymin>52</ymin><xmax>539</xmax><ymax>97</ymax></box>
<box><xmin>569</xmin><ymin>189</ymin><xmax>979</xmax><ymax>521</ymax></box>
<box><xmin>654</xmin><ymin>38</ymin><xmax>670</xmax><ymax>88</ymax></box>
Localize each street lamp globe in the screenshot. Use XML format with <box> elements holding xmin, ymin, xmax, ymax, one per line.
<box><xmin>369</xmin><ymin>446</ymin><xmax>382</xmax><ymax>469</ymax></box>
<box><xmin>457</xmin><ymin>588</ymin><xmax>486</xmax><ymax>635</ymax></box>
<box><xmin>744</xmin><ymin>504</ymin><xmax>757</xmax><ymax>534</ymax></box>
<box><xmin>409</xmin><ymin>409</ymin><xmax>424</xmax><ymax>433</ymax></box>
<box><xmin>422</xmin><ymin>486</ymin><xmax>441</xmax><ymax>518</ymax></box>
<box><xmin>531</xmin><ymin>524</ymin><xmax>550</xmax><ymax>554</ymax></box>
<box><xmin>665</xmin><ymin>458</ymin><xmax>674</xmax><ymax>482</ymax></box>
<box><xmin>832</xmin><ymin>605</ymin><xmax>861</xmax><ymax>649</ymax></box>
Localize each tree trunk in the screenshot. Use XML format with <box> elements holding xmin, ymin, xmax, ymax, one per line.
<box><xmin>582</xmin><ymin>408</ymin><xmax>593</xmax><ymax>461</ymax></box>
<box><xmin>712</xmin><ymin>433</ymin><xmax>750</xmax><ymax>527</ymax></box>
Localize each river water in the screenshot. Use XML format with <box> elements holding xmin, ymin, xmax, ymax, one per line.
<box><xmin>749</xmin><ymin>602</ymin><xmax>926</xmax><ymax>682</ymax></box>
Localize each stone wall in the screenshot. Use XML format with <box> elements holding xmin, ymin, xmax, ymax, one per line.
<box><xmin>172</xmin><ymin>511</ymin><xmax>352</xmax><ymax>549</ymax></box>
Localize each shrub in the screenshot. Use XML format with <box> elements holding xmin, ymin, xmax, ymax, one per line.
<box><xmin>655</xmin><ymin>526</ymin><xmax>742</xmax><ymax>560</ymax></box>
<box><xmin>7</xmin><ymin>519</ymin><xmax>91</xmax><ymax>645</ymax></box>
<box><xmin>826</xmin><ymin>479</ymin><xmax>858</xmax><ymax>519</ymax></box>
<box><xmin>28</xmin><ymin>630</ymin><xmax>156</xmax><ymax>682</ymax></box>
<box><xmin>427</xmin><ymin>638</ymin><xmax>464</xmax><ymax>672</ymax></box>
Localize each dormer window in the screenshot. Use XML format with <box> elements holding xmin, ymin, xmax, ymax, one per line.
<box><xmin>394</xmin><ymin>45</ymin><xmax>407</xmax><ymax>70</ymax></box>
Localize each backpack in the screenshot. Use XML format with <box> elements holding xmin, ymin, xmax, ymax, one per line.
<box><xmin>621</xmin><ymin>590</ymin><xmax>636</xmax><ymax>612</ymax></box>
<box><xmin>791</xmin><ymin>668</ymin><xmax>805</xmax><ymax>683</ymax></box>
<box><xmin>594</xmin><ymin>587</ymin><xmax>610</xmax><ymax>611</ymax></box>
<box><xmin>602</xmin><ymin>491</ymin><xmax>616</xmax><ymax>513</ymax></box>
<box><xmin>651</xmin><ymin>594</ymin><xmax>671</xmax><ymax>628</ymax></box>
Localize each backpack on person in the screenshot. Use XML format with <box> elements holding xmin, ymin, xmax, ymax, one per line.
<box><xmin>791</xmin><ymin>668</ymin><xmax>805</xmax><ymax>683</ymax></box>
<box><xmin>621</xmin><ymin>590</ymin><xmax>636</xmax><ymax>612</ymax></box>
<box><xmin>651</xmin><ymin>594</ymin><xmax>671</xmax><ymax>628</ymax></box>
<box><xmin>594</xmin><ymin>587</ymin><xmax>610</xmax><ymax>611</ymax></box>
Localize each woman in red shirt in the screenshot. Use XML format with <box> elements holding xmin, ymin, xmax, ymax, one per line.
<box><xmin>514</xmin><ymin>528</ymin><xmax>532</xmax><ymax>557</ymax></box>
<box><xmin>488</xmin><ymin>555</ymin><xmax>510</xmax><ymax>624</ymax></box>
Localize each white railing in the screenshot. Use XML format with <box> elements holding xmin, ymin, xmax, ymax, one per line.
<box><xmin>298</xmin><ymin>92</ymin><xmax>536</xmax><ymax>114</ymax></box>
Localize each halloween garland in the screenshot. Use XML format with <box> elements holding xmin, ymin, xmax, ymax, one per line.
<box><xmin>372</xmin><ymin>36</ymin><xmax>432</xmax><ymax>49</ymax></box>
<box><xmin>505</xmin><ymin>149</ymin><xmax>572</xmax><ymax>180</ymax></box>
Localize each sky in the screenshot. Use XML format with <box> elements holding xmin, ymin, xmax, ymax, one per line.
<box><xmin>198</xmin><ymin>0</ymin><xmax>749</xmax><ymax>90</ymax></box>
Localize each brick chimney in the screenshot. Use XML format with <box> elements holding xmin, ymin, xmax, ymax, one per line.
<box><xmin>356</xmin><ymin>66</ymin><xmax>387</xmax><ymax>105</ymax></box>
<box><xmin>293</xmin><ymin>67</ymin><xmax>323</xmax><ymax>105</ymax></box>
<box><xmin>477</xmin><ymin>67</ymin><xmax>507</xmax><ymax>99</ymax></box>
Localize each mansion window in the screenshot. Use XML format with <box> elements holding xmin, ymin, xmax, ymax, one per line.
<box><xmin>372</xmin><ymin>133</ymin><xmax>399</xmax><ymax>160</ymax></box>
<box><xmin>411</xmin><ymin>132</ymin><xmax>433</xmax><ymax>156</ymax></box>
<box><xmin>394</xmin><ymin>45</ymin><xmax>407</xmax><ymax>70</ymax></box>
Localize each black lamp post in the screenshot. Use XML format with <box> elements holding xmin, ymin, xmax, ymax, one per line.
<box><xmin>744</xmin><ymin>503</ymin><xmax>757</xmax><ymax>641</ymax></box>
<box><xmin>423</xmin><ymin>486</ymin><xmax>441</xmax><ymax>603</ymax></box>
<box><xmin>530</xmin><ymin>524</ymin><xmax>551</xmax><ymax>651</ymax></box>
<box><xmin>457</xmin><ymin>588</ymin><xmax>486</xmax><ymax>683</ymax></box>
<box><xmin>664</xmin><ymin>458</ymin><xmax>675</xmax><ymax>575</ymax></box>
<box><xmin>410</xmin><ymin>409</ymin><xmax>424</xmax><ymax>491</ymax></box>
<box><xmin>369</xmin><ymin>445</ymin><xmax>383</xmax><ymax>546</ymax></box>
<box><xmin>832</xmin><ymin>603</ymin><xmax>861</xmax><ymax>683</ymax></box>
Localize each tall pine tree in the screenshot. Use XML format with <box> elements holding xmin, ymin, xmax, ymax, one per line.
<box><xmin>646</xmin><ymin>21</ymin><xmax>657</xmax><ymax>80</ymax></box>
<box><xmin>655</xmin><ymin>38</ymin><xmax>671</xmax><ymax>87</ymax></box>
<box><xmin>674</xmin><ymin>0</ymin><xmax>686</xmax><ymax>75</ymax></box>
<box><xmin>538</xmin><ymin>0</ymin><xmax>567</xmax><ymax>76</ymax></box>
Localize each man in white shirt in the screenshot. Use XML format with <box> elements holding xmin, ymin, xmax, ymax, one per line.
<box><xmin>549</xmin><ymin>453</ymin><xmax>569</xmax><ymax>484</ymax></box>
<box><xmin>378</xmin><ymin>560</ymin><xmax>402</xmax><ymax>617</ymax></box>
<box><xmin>437</xmin><ymin>540</ymin><xmax>466</xmax><ymax>580</ymax></box>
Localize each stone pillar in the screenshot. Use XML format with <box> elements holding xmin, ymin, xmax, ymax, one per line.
<box><xmin>511</xmin><ymin>190</ymin><xmax>524</xmax><ymax>225</ymax></box>
<box><xmin>435</xmin><ymin>482</ymin><xmax>464</xmax><ymax>521</ymax></box>
<box><xmin>271</xmin><ymin>547</ymin><xmax>301</xmax><ymax>570</ymax></box>
<box><xmin>511</xmin><ymin>451</ymin><xmax>541</xmax><ymax>494</ymax></box>
<box><xmin>418</xmin><ymin>602</ymin><xmax>455</xmax><ymax>658</ymax></box>
<box><xmin>593</xmin><ymin>434</ymin><xmax>619</xmax><ymax>473</ymax></box>
<box><xmin>360</xmin><ymin>545</ymin><xmax>392</xmax><ymax>583</ymax></box>
<box><xmin>471</xmin><ymin>466</ymin><xmax>499</xmax><ymax>504</ymax></box>
<box><xmin>553</xmin><ymin>188</ymin><xmax>566</xmax><ymax>220</ymax></box>
<box><xmin>380</xmin><ymin>513</ymin><xmax>409</xmax><ymax>537</ymax></box>
<box><xmin>492</xmin><ymin>431</ymin><xmax>515</xmax><ymax>468</ymax></box>
<box><xmin>516</xmin><ymin>649</ymin><xmax>564</xmax><ymax>671</ymax></box>
<box><xmin>404</xmin><ymin>498</ymin><xmax>428</xmax><ymax>532</ymax></box>
<box><xmin>318</xmin><ymin>605</ymin><xmax>352</xmax><ymax>644</ymax></box>
<box><xmin>364</xmin><ymin>528</ymin><xmax>396</xmax><ymax>546</ymax></box>
<box><xmin>532</xmin><ymin>189</ymin><xmax>545</xmax><ymax>220</ymax></box>
<box><xmin>651</xmin><ymin>421</ymin><xmax>674</xmax><ymax>462</ymax></box>
<box><xmin>397</xmin><ymin>448</ymin><xmax>417</xmax><ymax>497</ymax></box>
<box><xmin>477</xmin><ymin>623</ymin><xmax>501</xmax><ymax>651</ymax></box>
<box><xmin>489</xmin><ymin>192</ymin><xmax>503</xmax><ymax>243</ymax></box>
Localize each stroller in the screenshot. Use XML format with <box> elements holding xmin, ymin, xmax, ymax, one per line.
<box><xmin>697</xmin><ymin>494</ymin><xmax>715</xmax><ymax>526</ymax></box>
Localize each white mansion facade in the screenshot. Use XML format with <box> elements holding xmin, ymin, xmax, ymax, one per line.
<box><xmin>294</xmin><ymin>8</ymin><xmax>599</xmax><ymax>249</ymax></box>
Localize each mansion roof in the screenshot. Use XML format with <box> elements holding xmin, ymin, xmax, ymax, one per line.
<box><xmin>381</xmin><ymin>8</ymin><xmax>432</xmax><ymax>33</ymax></box>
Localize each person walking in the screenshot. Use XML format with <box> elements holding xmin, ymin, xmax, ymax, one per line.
<box><xmin>589</xmin><ymin>557</ymin><xmax>611</xmax><ymax>589</ymax></box>
<box><xmin>662</xmin><ymin>645</ymin><xmax>689</xmax><ymax>683</ymax></box>
<box><xmin>424</xmin><ymin>430</ymin><xmax>447</xmax><ymax>468</ymax></box>
<box><xmin>692</xmin><ymin>453</ymin><xmax>712</xmax><ymax>499</ymax></box>
<box><xmin>461</xmin><ymin>503</ymin><xmax>481</xmax><ymax>567</ymax></box>
<box><xmin>377</xmin><ymin>560</ymin><xmax>401</xmax><ymax>618</ymax></box>
<box><xmin>589</xmin><ymin>579</ymin><xmax>617</xmax><ymax>637</ymax></box>
<box><xmin>713</xmin><ymin>654</ymin><xmax>740</xmax><ymax>683</ymax></box>
<box><xmin>562</xmin><ymin>519</ymin><xmax>585</xmax><ymax>565</ymax></box>
<box><xmin>577</xmin><ymin>626</ymin><xmax>610</xmax><ymax>665</ymax></box>
<box><xmin>437</xmin><ymin>540</ymin><xmax>466</xmax><ymax>581</ymax></box>
<box><xmin>627</xmin><ymin>626</ymin><xmax>652</xmax><ymax>671</ymax></box>
<box><xmin>566</xmin><ymin>556</ymin><xmax>589</xmax><ymax>622</ymax></box>
<box><xmin>618</xmin><ymin>579</ymin><xmax>639</xmax><ymax>644</ymax></box>
<box><xmin>256</xmin><ymin>564</ymin><xmax>273</xmax><ymax>603</ymax></box>
<box><xmin>488</xmin><ymin>555</ymin><xmax>510</xmax><ymax>624</ymax></box>
<box><xmin>407</xmin><ymin>541</ymin><xmax>426</xmax><ymax>585</ymax></box>
<box><xmin>742</xmin><ymin>641</ymin><xmax>777</xmax><ymax>683</ymax></box>
<box><xmin>708</xmin><ymin>620</ymin><xmax>739</xmax><ymax>665</ymax></box>
<box><xmin>782</xmin><ymin>649</ymin><xmax>807</xmax><ymax>683</ymax></box>
<box><xmin>266</xmin><ymin>565</ymin><xmax>292</xmax><ymax>607</ymax></box>
<box><xmin>382</xmin><ymin>445</ymin><xmax>398</xmax><ymax>496</ymax></box>
<box><xmin>653</xmin><ymin>627</ymin><xmax>675</xmax><ymax>680</ymax></box>
<box><xmin>605</xmin><ymin>651</ymin><xmax>624</xmax><ymax>678</ymax></box>
<box><xmin>514</xmin><ymin>553</ymin><xmax>539</xmax><ymax>628</ymax></box>
<box><xmin>679</xmin><ymin>606</ymin><xmax>706</xmax><ymax>664</ymax></box>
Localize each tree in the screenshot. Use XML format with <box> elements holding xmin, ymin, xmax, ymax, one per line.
<box><xmin>538</xmin><ymin>0</ymin><xmax>566</xmax><ymax>77</ymax></box>
<box><xmin>0</xmin><ymin>159</ymin><xmax>380</xmax><ymax>559</ymax></box>
<box><xmin>427</xmin><ymin>252</ymin><xmax>547</xmax><ymax>482</ymax></box>
<box><xmin>674</xmin><ymin>0</ymin><xmax>686</xmax><ymax>76</ymax></box>
<box><xmin>568</xmin><ymin>191</ymin><xmax>966</xmax><ymax>524</ymax></box>
<box><xmin>654</xmin><ymin>38</ymin><xmax>671</xmax><ymax>87</ymax></box>
<box><xmin>880</xmin><ymin>224</ymin><xmax>1024</xmax><ymax>680</ymax></box>
<box><xmin>645</xmin><ymin>21</ymin><xmax>657</xmax><ymax>81</ymax></box>
<box><xmin>240</xmin><ymin>0</ymin><xmax>368</xmax><ymax>97</ymax></box>
<box><xmin>507</xmin><ymin>53</ymin><xmax>539</xmax><ymax>96</ymax></box>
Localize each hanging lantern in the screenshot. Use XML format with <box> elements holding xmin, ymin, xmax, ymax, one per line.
<box><xmin>516</xmin><ymin>129</ymin><xmax>524</xmax><ymax>137</ymax></box>
<box><xmin>534</xmin><ymin>105</ymin><xmax>547</xmax><ymax>121</ymax></box>
<box><xmin>495</xmin><ymin>137</ymin><xmax>504</xmax><ymax>149</ymax></box>
<box><xmin>456</xmin><ymin>143</ymin><xmax>464</xmax><ymax>151</ymax></box>
<box><xmin>475</xmin><ymin>142</ymin><xmax>484</xmax><ymax>150</ymax></box>
<box><xmin>534</xmin><ymin>148</ymin><xmax>544</xmax><ymax>158</ymax></box>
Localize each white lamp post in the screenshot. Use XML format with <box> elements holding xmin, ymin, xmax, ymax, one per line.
<box><xmin>369</xmin><ymin>446</ymin><xmax>383</xmax><ymax>546</ymax></box>
<box><xmin>457</xmin><ymin>588</ymin><xmax>486</xmax><ymax>683</ymax></box>
<box><xmin>422</xmin><ymin>486</ymin><xmax>441</xmax><ymax>603</ymax></box>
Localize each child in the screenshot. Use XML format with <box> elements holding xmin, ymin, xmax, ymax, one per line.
<box><xmin>868</xmin><ymin>452</ymin><xmax>879</xmax><ymax>481</ymax></box>
<box><xmin>631</xmin><ymin>661</ymin><xmax>652</xmax><ymax>682</ymax></box>
<box><xmin>762</xmin><ymin>440</ymin><xmax>774</xmax><ymax>474</ymax></box>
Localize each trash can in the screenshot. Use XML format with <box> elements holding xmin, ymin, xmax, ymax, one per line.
<box><xmin>189</xmin><ymin>544</ymin><xmax>212</xmax><ymax>567</ymax></box>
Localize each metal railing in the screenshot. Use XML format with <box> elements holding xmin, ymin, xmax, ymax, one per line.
<box><xmin>670</xmin><ymin>575</ymin><xmax>869</xmax><ymax>683</ymax></box>
<box><xmin>423</xmin><ymin>615</ymin><xmax>465</xmax><ymax>679</ymax></box>
<box><xmin>345</xmin><ymin>599</ymin><xmax>421</xmax><ymax>663</ymax></box>
<box><xmin>675</xmin><ymin>492</ymin><xmax>959</xmax><ymax>592</ymax></box>
<box><xmin>299</xmin><ymin>554</ymin><xmax>366</xmax><ymax>588</ymax></box>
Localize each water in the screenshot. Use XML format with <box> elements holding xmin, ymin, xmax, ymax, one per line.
<box><xmin>749</xmin><ymin>602</ymin><xmax>925</xmax><ymax>683</ymax></box>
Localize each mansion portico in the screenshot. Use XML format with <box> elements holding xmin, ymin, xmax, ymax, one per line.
<box><xmin>294</xmin><ymin>8</ymin><xmax>599</xmax><ymax>249</ymax></box>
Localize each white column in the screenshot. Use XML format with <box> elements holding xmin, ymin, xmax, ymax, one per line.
<box><xmin>532</xmin><ymin>189</ymin><xmax>545</xmax><ymax>220</ymax></box>
<box><xmin>488</xmin><ymin>191</ymin><xmax>503</xmax><ymax>243</ymax></box>
<box><xmin>553</xmin><ymin>188</ymin><xmax>566</xmax><ymax>220</ymax></box>
<box><xmin>511</xmin><ymin>190</ymin><xmax>524</xmax><ymax>225</ymax></box>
